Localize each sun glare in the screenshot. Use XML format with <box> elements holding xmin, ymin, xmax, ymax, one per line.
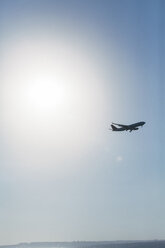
<box><xmin>2</xmin><ymin>35</ymin><xmax>107</xmax><ymax>170</ymax></box>
<box><xmin>26</xmin><ymin>76</ymin><xmax>67</xmax><ymax>112</ymax></box>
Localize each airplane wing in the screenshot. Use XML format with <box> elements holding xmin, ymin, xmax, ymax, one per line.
<box><xmin>112</xmin><ymin>122</ymin><xmax>128</xmax><ymax>128</ymax></box>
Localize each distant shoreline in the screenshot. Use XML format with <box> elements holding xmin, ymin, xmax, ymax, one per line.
<box><xmin>1</xmin><ymin>240</ymin><xmax>165</xmax><ymax>248</ymax></box>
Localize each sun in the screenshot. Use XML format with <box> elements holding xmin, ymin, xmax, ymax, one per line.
<box><xmin>2</xmin><ymin>35</ymin><xmax>107</xmax><ymax>170</ymax></box>
<box><xmin>26</xmin><ymin>75</ymin><xmax>67</xmax><ymax>112</ymax></box>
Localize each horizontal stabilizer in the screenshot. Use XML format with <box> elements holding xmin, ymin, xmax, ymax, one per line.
<box><xmin>111</xmin><ymin>124</ymin><xmax>118</xmax><ymax>131</ymax></box>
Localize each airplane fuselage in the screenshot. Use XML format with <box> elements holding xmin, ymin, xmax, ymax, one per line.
<box><xmin>125</xmin><ymin>121</ymin><xmax>145</xmax><ymax>129</ymax></box>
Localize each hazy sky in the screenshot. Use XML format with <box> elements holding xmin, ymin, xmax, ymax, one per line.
<box><xmin>0</xmin><ymin>0</ymin><xmax>165</xmax><ymax>245</ymax></box>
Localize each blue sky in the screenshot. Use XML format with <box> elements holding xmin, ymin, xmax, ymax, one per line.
<box><xmin>0</xmin><ymin>0</ymin><xmax>165</xmax><ymax>245</ymax></box>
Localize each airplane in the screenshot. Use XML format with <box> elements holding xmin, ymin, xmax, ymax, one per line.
<box><xmin>110</xmin><ymin>121</ymin><xmax>146</xmax><ymax>132</ymax></box>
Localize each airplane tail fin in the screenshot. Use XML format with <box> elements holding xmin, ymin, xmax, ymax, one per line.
<box><xmin>111</xmin><ymin>124</ymin><xmax>118</xmax><ymax>131</ymax></box>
